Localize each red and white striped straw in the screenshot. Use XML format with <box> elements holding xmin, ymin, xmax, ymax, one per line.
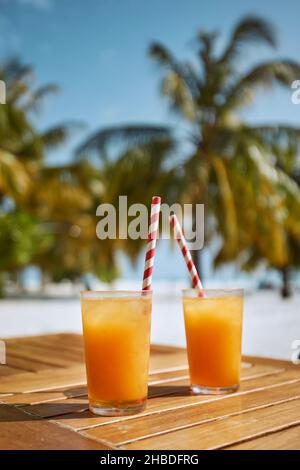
<box><xmin>142</xmin><ymin>196</ymin><xmax>161</xmax><ymax>291</ymax></box>
<box><xmin>170</xmin><ymin>213</ymin><xmax>205</xmax><ymax>297</ymax></box>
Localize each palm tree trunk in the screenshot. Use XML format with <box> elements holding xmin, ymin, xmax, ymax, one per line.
<box><xmin>280</xmin><ymin>266</ymin><xmax>291</xmax><ymax>298</ymax></box>
<box><xmin>0</xmin><ymin>274</ymin><xmax>5</xmax><ymax>298</ymax></box>
<box><xmin>41</xmin><ymin>270</ymin><xmax>48</xmax><ymax>294</ymax></box>
<box><xmin>16</xmin><ymin>270</ymin><xmax>24</xmax><ymax>294</ymax></box>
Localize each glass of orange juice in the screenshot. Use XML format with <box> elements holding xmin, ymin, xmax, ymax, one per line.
<box><xmin>182</xmin><ymin>289</ymin><xmax>243</xmax><ymax>394</ymax></box>
<box><xmin>80</xmin><ymin>290</ymin><xmax>152</xmax><ymax>416</ymax></box>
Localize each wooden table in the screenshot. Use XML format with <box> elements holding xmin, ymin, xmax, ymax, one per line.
<box><xmin>0</xmin><ymin>333</ymin><xmax>299</xmax><ymax>450</ymax></box>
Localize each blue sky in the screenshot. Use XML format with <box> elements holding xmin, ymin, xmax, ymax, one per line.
<box><xmin>1</xmin><ymin>0</ymin><xmax>300</xmax><ymax>282</ymax></box>
<box><xmin>2</xmin><ymin>0</ymin><xmax>300</xmax><ymax>158</ymax></box>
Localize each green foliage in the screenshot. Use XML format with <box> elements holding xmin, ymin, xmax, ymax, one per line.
<box><xmin>0</xmin><ymin>58</ymin><xmax>115</xmax><ymax>290</ymax></box>
<box><xmin>0</xmin><ymin>210</ymin><xmax>53</xmax><ymax>271</ymax></box>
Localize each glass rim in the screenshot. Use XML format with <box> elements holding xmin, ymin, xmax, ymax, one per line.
<box><xmin>182</xmin><ymin>288</ymin><xmax>244</xmax><ymax>298</ymax></box>
<box><xmin>80</xmin><ymin>290</ymin><xmax>152</xmax><ymax>300</ymax></box>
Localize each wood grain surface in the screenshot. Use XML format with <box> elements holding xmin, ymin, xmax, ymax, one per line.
<box><xmin>0</xmin><ymin>333</ymin><xmax>299</xmax><ymax>450</ymax></box>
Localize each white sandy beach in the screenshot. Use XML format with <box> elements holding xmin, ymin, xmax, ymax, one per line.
<box><xmin>0</xmin><ymin>284</ymin><xmax>299</xmax><ymax>360</ymax></box>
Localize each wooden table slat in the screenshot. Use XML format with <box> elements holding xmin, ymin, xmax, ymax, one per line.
<box><xmin>1</xmin><ymin>362</ymin><xmax>286</xmax><ymax>410</ymax></box>
<box><xmin>0</xmin><ymin>365</ymin><xmax>86</xmax><ymax>394</ymax></box>
<box><xmin>121</xmin><ymin>398</ymin><xmax>300</xmax><ymax>450</ymax></box>
<box><xmin>1</xmin><ymin>386</ymin><xmax>87</xmax><ymax>406</ymax></box>
<box><xmin>80</xmin><ymin>380</ymin><xmax>300</xmax><ymax>446</ymax></box>
<box><xmin>224</xmin><ymin>425</ymin><xmax>300</xmax><ymax>450</ymax></box>
<box><xmin>0</xmin><ymin>405</ymin><xmax>111</xmax><ymax>450</ymax></box>
<box><xmin>31</xmin><ymin>369</ymin><xmax>299</xmax><ymax>427</ymax></box>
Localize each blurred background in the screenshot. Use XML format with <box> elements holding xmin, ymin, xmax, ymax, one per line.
<box><xmin>0</xmin><ymin>0</ymin><xmax>300</xmax><ymax>359</ymax></box>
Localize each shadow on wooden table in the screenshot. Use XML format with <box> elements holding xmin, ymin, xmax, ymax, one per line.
<box><xmin>148</xmin><ymin>384</ymin><xmax>190</xmax><ymax>397</ymax></box>
<box><xmin>1</xmin><ymin>385</ymin><xmax>191</xmax><ymax>422</ymax></box>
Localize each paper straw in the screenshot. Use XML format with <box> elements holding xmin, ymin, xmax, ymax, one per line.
<box><xmin>142</xmin><ymin>196</ymin><xmax>161</xmax><ymax>291</ymax></box>
<box><xmin>170</xmin><ymin>213</ymin><xmax>205</xmax><ymax>297</ymax></box>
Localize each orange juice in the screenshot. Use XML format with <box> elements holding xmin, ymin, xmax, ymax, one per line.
<box><xmin>81</xmin><ymin>291</ymin><xmax>152</xmax><ymax>415</ymax></box>
<box><xmin>183</xmin><ymin>289</ymin><xmax>243</xmax><ymax>394</ymax></box>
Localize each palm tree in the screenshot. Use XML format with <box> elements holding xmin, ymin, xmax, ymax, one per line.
<box><xmin>76</xmin><ymin>16</ymin><xmax>300</xmax><ymax>295</ymax></box>
<box><xmin>76</xmin><ymin>132</ymin><xmax>180</xmax><ymax>268</ymax></box>
<box><xmin>0</xmin><ymin>57</ymin><xmax>81</xmax><ymax>204</ymax></box>
<box><xmin>235</xmin><ymin>151</ymin><xmax>300</xmax><ymax>297</ymax></box>
<box><xmin>27</xmin><ymin>161</ymin><xmax>108</xmax><ymax>285</ymax></box>
<box><xmin>0</xmin><ymin>58</ymin><xmax>90</xmax><ymax>291</ymax></box>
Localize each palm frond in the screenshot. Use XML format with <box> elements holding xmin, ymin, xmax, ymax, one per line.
<box><xmin>1</xmin><ymin>58</ymin><xmax>34</xmax><ymax>104</ymax></box>
<box><xmin>102</xmin><ymin>136</ymin><xmax>177</xmax><ymax>200</ymax></box>
<box><xmin>75</xmin><ymin>124</ymin><xmax>172</xmax><ymax>160</ymax></box>
<box><xmin>0</xmin><ymin>149</ymin><xmax>31</xmax><ymax>197</ymax></box>
<box><xmin>41</xmin><ymin>121</ymin><xmax>85</xmax><ymax>150</ymax></box>
<box><xmin>245</xmin><ymin>145</ymin><xmax>300</xmax><ymax>204</ymax></box>
<box><xmin>224</xmin><ymin>60</ymin><xmax>300</xmax><ymax>110</ymax></box>
<box><xmin>23</xmin><ymin>84</ymin><xmax>61</xmax><ymax>112</ymax></box>
<box><xmin>16</xmin><ymin>135</ymin><xmax>44</xmax><ymax>161</ymax></box>
<box><xmin>149</xmin><ymin>42</ymin><xmax>200</xmax><ymax>100</ymax></box>
<box><xmin>161</xmin><ymin>72</ymin><xmax>198</xmax><ymax>120</ymax></box>
<box><xmin>246</xmin><ymin>124</ymin><xmax>300</xmax><ymax>170</ymax></box>
<box><xmin>149</xmin><ymin>43</ymin><xmax>174</xmax><ymax>68</ymax></box>
<box><xmin>211</xmin><ymin>158</ymin><xmax>238</xmax><ymax>259</ymax></box>
<box><xmin>249</xmin><ymin>124</ymin><xmax>300</xmax><ymax>140</ymax></box>
<box><xmin>195</xmin><ymin>30</ymin><xmax>218</xmax><ymax>70</ymax></box>
<box><xmin>1</xmin><ymin>57</ymin><xmax>33</xmax><ymax>85</ymax></box>
<box><xmin>219</xmin><ymin>16</ymin><xmax>276</xmax><ymax>64</ymax></box>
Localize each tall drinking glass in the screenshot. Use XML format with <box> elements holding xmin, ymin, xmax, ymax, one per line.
<box><xmin>80</xmin><ymin>290</ymin><xmax>152</xmax><ymax>416</ymax></box>
<box><xmin>182</xmin><ymin>289</ymin><xmax>243</xmax><ymax>394</ymax></box>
